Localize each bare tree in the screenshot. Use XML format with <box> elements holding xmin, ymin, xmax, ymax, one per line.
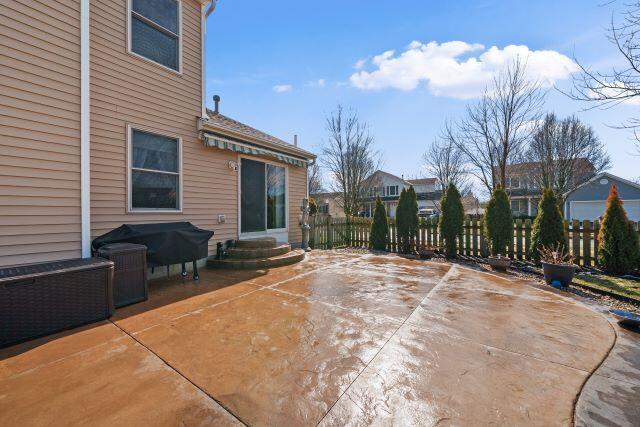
<box><xmin>452</xmin><ymin>59</ymin><xmax>545</xmax><ymax>193</ymax></box>
<box><xmin>525</xmin><ymin>113</ymin><xmax>611</xmax><ymax>195</ymax></box>
<box><xmin>321</xmin><ymin>105</ymin><xmax>380</xmax><ymax>216</ymax></box>
<box><xmin>307</xmin><ymin>161</ymin><xmax>323</xmax><ymax>194</ymax></box>
<box><xmin>567</xmin><ymin>2</ymin><xmax>640</xmax><ymax>145</ymax></box>
<box><xmin>423</xmin><ymin>133</ymin><xmax>472</xmax><ymax>195</ymax></box>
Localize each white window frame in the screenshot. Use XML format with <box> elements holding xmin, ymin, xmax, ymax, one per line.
<box><xmin>127</xmin><ymin>124</ymin><xmax>183</xmax><ymax>213</ymax></box>
<box><xmin>237</xmin><ymin>154</ymin><xmax>289</xmax><ymax>239</ymax></box>
<box><xmin>386</xmin><ymin>185</ymin><xmax>399</xmax><ymax>197</ymax></box>
<box><xmin>127</xmin><ymin>0</ymin><xmax>183</xmax><ymax>74</ymax></box>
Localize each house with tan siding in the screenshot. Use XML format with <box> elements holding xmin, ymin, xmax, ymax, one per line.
<box><xmin>0</xmin><ymin>0</ymin><xmax>315</xmax><ymax>268</ymax></box>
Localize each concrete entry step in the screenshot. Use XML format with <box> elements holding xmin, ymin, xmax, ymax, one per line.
<box><xmin>206</xmin><ymin>249</ymin><xmax>305</xmax><ymax>270</ymax></box>
<box><xmin>233</xmin><ymin>237</ymin><xmax>277</xmax><ymax>249</ymax></box>
<box><xmin>227</xmin><ymin>244</ymin><xmax>291</xmax><ymax>259</ymax></box>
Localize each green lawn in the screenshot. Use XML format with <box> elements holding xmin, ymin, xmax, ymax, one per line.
<box><xmin>572</xmin><ymin>275</ymin><xmax>640</xmax><ymax>302</ymax></box>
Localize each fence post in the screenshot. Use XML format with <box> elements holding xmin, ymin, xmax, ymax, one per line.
<box><xmin>327</xmin><ymin>215</ymin><xmax>333</xmax><ymax>249</ymax></box>
<box><xmin>508</xmin><ymin>220</ymin><xmax>515</xmax><ymax>258</ymax></box>
<box><xmin>390</xmin><ymin>218</ymin><xmax>397</xmax><ymax>253</ymax></box>
<box><xmin>572</xmin><ymin>219</ymin><xmax>581</xmax><ymax>265</ymax></box>
<box><xmin>593</xmin><ymin>219</ymin><xmax>600</xmax><ymax>264</ymax></box>
<box><xmin>309</xmin><ymin>216</ymin><xmax>316</xmax><ymax>249</ymax></box>
<box><xmin>583</xmin><ymin>220</ymin><xmax>592</xmax><ymax>267</ymax></box>
<box><xmin>515</xmin><ymin>218</ymin><xmax>523</xmax><ymax>260</ymax></box>
<box><xmin>464</xmin><ymin>218</ymin><xmax>471</xmax><ymax>256</ymax></box>
<box><xmin>524</xmin><ymin>219</ymin><xmax>532</xmax><ymax>260</ymax></box>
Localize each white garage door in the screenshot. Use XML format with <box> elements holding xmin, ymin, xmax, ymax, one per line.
<box><xmin>570</xmin><ymin>200</ymin><xmax>640</xmax><ymax>221</ymax></box>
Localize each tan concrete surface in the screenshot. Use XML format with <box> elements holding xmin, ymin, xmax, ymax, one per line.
<box><xmin>0</xmin><ymin>252</ymin><xmax>621</xmax><ymax>426</ymax></box>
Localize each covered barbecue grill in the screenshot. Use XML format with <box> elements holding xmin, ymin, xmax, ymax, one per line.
<box><xmin>92</xmin><ymin>222</ymin><xmax>214</xmax><ymax>280</ymax></box>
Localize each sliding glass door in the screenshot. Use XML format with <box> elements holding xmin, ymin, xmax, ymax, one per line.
<box><xmin>241</xmin><ymin>158</ymin><xmax>286</xmax><ymax>234</ymax></box>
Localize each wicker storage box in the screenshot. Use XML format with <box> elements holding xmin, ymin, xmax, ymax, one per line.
<box><xmin>97</xmin><ymin>243</ymin><xmax>147</xmax><ymax>308</ymax></box>
<box><xmin>0</xmin><ymin>258</ymin><xmax>114</xmax><ymax>348</ymax></box>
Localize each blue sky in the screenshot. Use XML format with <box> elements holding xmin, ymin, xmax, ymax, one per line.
<box><xmin>204</xmin><ymin>0</ymin><xmax>639</xmax><ymax>189</ymax></box>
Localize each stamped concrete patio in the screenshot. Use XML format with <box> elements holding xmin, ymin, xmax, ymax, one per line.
<box><xmin>0</xmin><ymin>251</ymin><xmax>633</xmax><ymax>426</ymax></box>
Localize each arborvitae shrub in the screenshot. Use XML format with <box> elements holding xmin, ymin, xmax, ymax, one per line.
<box><xmin>598</xmin><ymin>185</ymin><xmax>640</xmax><ymax>274</ymax></box>
<box><xmin>530</xmin><ymin>187</ymin><xmax>567</xmax><ymax>262</ymax></box>
<box><xmin>370</xmin><ymin>197</ymin><xmax>389</xmax><ymax>251</ymax></box>
<box><xmin>396</xmin><ymin>188</ymin><xmax>411</xmax><ymax>253</ymax></box>
<box><xmin>439</xmin><ymin>184</ymin><xmax>464</xmax><ymax>258</ymax></box>
<box><xmin>407</xmin><ymin>186</ymin><xmax>419</xmax><ymax>252</ymax></box>
<box><xmin>484</xmin><ymin>186</ymin><xmax>513</xmax><ymax>256</ymax></box>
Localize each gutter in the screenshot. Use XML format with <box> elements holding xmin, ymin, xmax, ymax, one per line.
<box><xmin>80</xmin><ymin>0</ymin><xmax>90</xmax><ymax>257</ymax></box>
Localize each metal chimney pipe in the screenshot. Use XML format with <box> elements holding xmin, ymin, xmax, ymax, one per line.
<box><xmin>213</xmin><ymin>95</ymin><xmax>220</xmax><ymax>114</ymax></box>
<box><xmin>294</xmin><ymin>134</ymin><xmax>298</xmax><ymax>146</ymax></box>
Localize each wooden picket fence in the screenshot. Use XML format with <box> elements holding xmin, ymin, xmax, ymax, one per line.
<box><xmin>309</xmin><ymin>215</ymin><xmax>640</xmax><ymax>267</ymax></box>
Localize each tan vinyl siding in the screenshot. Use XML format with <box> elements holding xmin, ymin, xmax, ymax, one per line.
<box><xmin>0</xmin><ymin>0</ymin><xmax>82</xmax><ymax>266</ymax></box>
<box><xmin>288</xmin><ymin>165</ymin><xmax>307</xmax><ymax>245</ymax></box>
<box><xmin>0</xmin><ymin>0</ymin><xmax>309</xmax><ymax>268</ymax></box>
<box><xmin>89</xmin><ymin>0</ymin><xmax>241</xmax><ymax>254</ymax></box>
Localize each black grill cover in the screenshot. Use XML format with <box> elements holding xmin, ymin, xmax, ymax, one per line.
<box><xmin>92</xmin><ymin>222</ymin><xmax>214</xmax><ymax>267</ymax></box>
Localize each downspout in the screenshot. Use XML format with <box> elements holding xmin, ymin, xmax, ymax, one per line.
<box><xmin>80</xmin><ymin>0</ymin><xmax>91</xmax><ymax>257</ymax></box>
<box><xmin>202</xmin><ymin>1</ymin><xmax>218</xmax><ymax>117</ymax></box>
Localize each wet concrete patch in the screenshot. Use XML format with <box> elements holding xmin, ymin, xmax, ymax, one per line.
<box><xmin>406</xmin><ymin>267</ymin><xmax>614</xmax><ymax>372</ymax></box>
<box><xmin>0</xmin><ymin>323</ymin><xmax>239</xmax><ymax>426</ymax></box>
<box><xmin>132</xmin><ymin>288</ymin><xmax>401</xmax><ymax>426</ymax></box>
<box><xmin>321</xmin><ymin>326</ymin><xmax>587</xmax><ymax>426</ymax></box>
<box><xmin>273</xmin><ymin>263</ymin><xmax>450</xmax><ymax>322</ymax></box>
<box><xmin>0</xmin><ymin>253</ymin><xmax>623</xmax><ymax>426</ymax></box>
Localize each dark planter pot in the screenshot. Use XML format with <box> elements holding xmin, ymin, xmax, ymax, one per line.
<box><xmin>541</xmin><ymin>262</ymin><xmax>575</xmax><ymax>288</ymax></box>
<box><xmin>487</xmin><ymin>256</ymin><xmax>511</xmax><ymax>271</ymax></box>
<box><xmin>419</xmin><ymin>249</ymin><xmax>435</xmax><ymax>260</ymax></box>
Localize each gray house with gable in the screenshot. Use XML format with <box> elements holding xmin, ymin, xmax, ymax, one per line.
<box><xmin>564</xmin><ymin>172</ymin><xmax>640</xmax><ymax>222</ymax></box>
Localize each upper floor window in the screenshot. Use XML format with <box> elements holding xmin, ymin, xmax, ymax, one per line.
<box><xmin>129</xmin><ymin>0</ymin><xmax>181</xmax><ymax>72</ymax></box>
<box><xmin>129</xmin><ymin>128</ymin><xmax>181</xmax><ymax>211</ymax></box>
<box><xmin>386</xmin><ymin>185</ymin><xmax>399</xmax><ymax>197</ymax></box>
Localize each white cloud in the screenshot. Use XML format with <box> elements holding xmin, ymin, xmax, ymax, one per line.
<box><xmin>350</xmin><ymin>41</ymin><xmax>579</xmax><ymax>99</ymax></box>
<box><xmin>305</xmin><ymin>79</ymin><xmax>326</xmax><ymax>88</ymax></box>
<box><xmin>273</xmin><ymin>84</ymin><xmax>293</xmax><ymax>93</ymax></box>
<box><xmin>354</xmin><ymin>58</ymin><xmax>368</xmax><ymax>70</ymax></box>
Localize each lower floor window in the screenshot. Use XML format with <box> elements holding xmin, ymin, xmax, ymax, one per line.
<box><xmin>129</xmin><ymin>128</ymin><xmax>180</xmax><ymax>210</ymax></box>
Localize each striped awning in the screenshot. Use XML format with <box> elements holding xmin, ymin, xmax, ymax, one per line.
<box><xmin>202</xmin><ymin>133</ymin><xmax>308</xmax><ymax>167</ymax></box>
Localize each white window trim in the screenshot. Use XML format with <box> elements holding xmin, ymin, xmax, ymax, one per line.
<box><xmin>127</xmin><ymin>124</ymin><xmax>183</xmax><ymax>213</ymax></box>
<box><xmin>127</xmin><ymin>0</ymin><xmax>183</xmax><ymax>75</ymax></box>
<box><xmin>237</xmin><ymin>154</ymin><xmax>289</xmax><ymax>239</ymax></box>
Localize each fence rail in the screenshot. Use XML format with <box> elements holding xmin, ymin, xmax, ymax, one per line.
<box><xmin>309</xmin><ymin>215</ymin><xmax>640</xmax><ymax>267</ymax></box>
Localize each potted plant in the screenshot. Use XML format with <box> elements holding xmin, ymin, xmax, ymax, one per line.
<box><xmin>418</xmin><ymin>244</ymin><xmax>438</xmax><ymax>259</ymax></box>
<box><xmin>539</xmin><ymin>243</ymin><xmax>576</xmax><ymax>288</ymax></box>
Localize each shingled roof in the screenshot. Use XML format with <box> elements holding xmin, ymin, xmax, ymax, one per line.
<box><xmin>406</xmin><ymin>178</ymin><xmax>437</xmax><ymax>185</ymax></box>
<box><xmin>203</xmin><ymin>109</ymin><xmax>314</xmax><ymax>159</ymax></box>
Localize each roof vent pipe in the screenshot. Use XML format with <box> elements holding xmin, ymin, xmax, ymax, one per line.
<box><xmin>213</xmin><ymin>95</ymin><xmax>220</xmax><ymax>114</ymax></box>
<box><xmin>294</xmin><ymin>134</ymin><xmax>298</xmax><ymax>146</ymax></box>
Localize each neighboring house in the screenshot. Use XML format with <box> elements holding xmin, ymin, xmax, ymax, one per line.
<box><xmin>504</xmin><ymin>160</ymin><xmax>595</xmax><ymax>217</ymax></box>
<box><xmin>362</xmin><ymin>171</ymin><xmax>441</xmax><ymax>218</ymax></box>
<box><xmin>311</xmin><ymin>192</ymin><xmax>344</xmax><ymax>217</ymax></box>
<box><xmin>564</xmin><ymin>172</ymin><xmax>640</xmax><ymax>222</ymax></box>
<box><xmin>0</xmin><ymin>0</ymin><xmax>315</xmax><ymax>267</ymax></box>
